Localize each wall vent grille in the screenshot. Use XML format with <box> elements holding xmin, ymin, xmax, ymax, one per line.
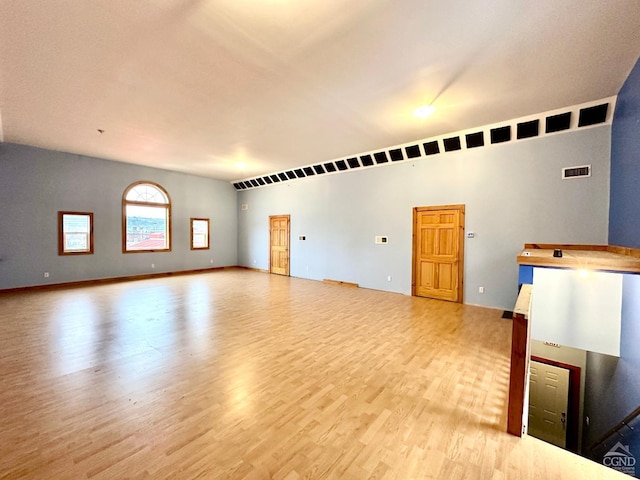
<box><xmin>562</xmin><ymin>165</ymin><xmax>591</xmax><ymax>179</ymax></box>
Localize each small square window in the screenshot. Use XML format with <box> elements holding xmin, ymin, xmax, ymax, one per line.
<box><xmin>59</xmin><ymin>212</ymin><xmax>94</xmax><ymax>255</ymax></box>
<box><xmin>191</xmin><ymin>218</ymin><xmax>210</xmax><ymax>250</ymax></box>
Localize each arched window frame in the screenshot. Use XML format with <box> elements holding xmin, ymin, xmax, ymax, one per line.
<box><xmin>122</xmin><ymin>181</ymin><xmax>172</xmax><ymax>253</ymax></box>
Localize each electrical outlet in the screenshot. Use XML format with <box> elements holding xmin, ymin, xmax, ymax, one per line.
<box><xmin>387</xmin><ymin>275</ymin><xmax>392</xmax><ymax>282</ymax></box>
<box><xmin>479</xmin><ymin>286</ymin><xmax>485</xmax><ymax>293</ymax></box>
<box><xmin>210</xmin><ymin>259</ymin><xmax>214</xmax><ymax>264</ymax></box>
<box><xmin>44</xmin><ymin>272</ymin><xmax>50</xmax><ymax>278</ymax></box>
<box><xmin>151</xmin><ymin>264</ymin><xmax>155</xmax><ymax>268</ymax></box>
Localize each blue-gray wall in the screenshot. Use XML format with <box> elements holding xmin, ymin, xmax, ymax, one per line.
<box><xmin>583</xmin><ymin>274</ymin><xmax>640</xmax><ymax>469</ymax></box>
<box><xmin>0</xmin><ymin>143</ymin><xmax>238</xmax><ymax>290</ymax></box>
<box><xmin>609</xmin><ymin>56</ymin><xmax>640</xmax><ymax>247</ymax></box>
<box><xmin>238</xmin><ymin>126</ymin><xmax>611</xmax><ymax>310</ymax></box>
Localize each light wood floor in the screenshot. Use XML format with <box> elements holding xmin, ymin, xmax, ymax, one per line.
<box><xmin>0</xmin><ymin>269</ymin><xmax>626</xmax><ymax>479</ymax></box>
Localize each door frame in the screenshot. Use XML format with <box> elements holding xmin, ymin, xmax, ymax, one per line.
<box><xmin>269</xmin><ymin>214</ymin><xmax>290</xmax><ymax>276</ymax></box>
<box><xmin>531</xmin><ymin>356</ymin><xmax>581</xmax><ymax>453</ymax></box>
<box><xmin>411</xmin><ymin>204</ymin><xmax>465</xmax><ymax>303</ymax></box>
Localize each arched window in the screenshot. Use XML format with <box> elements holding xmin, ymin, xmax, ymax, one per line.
<box><xmin>122</xmin><ymin>181</ymin><xmax>171</xmax><ymax>252</ymax></box>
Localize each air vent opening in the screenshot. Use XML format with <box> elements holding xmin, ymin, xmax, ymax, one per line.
<box><xmin>360</xmin><ymin>154</ymin><xmax>374</xmax><ymax>166</ymax></box>
<box><xmin>465</xmin><ymin>132</ymin><xmax>484</xmax><ymax>149</ymax></box>
<box><xmin>546</xmin><ymin>112</ymin><xmax>571</xmax><ymax>133</ymax></box>
<box><xmin>578</xmin><ymin>104</ymin><xmax>608</xmax><ymax>127</ymax></box>
<box><xmin>347</xmin><ymin>157</ymin><xmax>361</xmax><ymax>169</ymax></box>
<box><xmin>405</xmin><ymin>145</ymin><xmax>421</xmax><ymax>158</ymax></box>
<box><xmin>423</xmin><ymin>141</ymin><xmax>440</xmax><ymax>155</ymax></box>
<box><xmin>389</xmin><ymin>148</ymin><xmax>404</xmax><ymax>161</ymax></box>
<box><xmin>335</xmin><ymin>160</ymin><xmax>348</xmax><ymax>171</ymax></box>
<box><xmin>562</xmin><ymin>165</ymin><xmax>591</xmax><ymax>179</ymax></box>
<box><xmin>517</xmin><ymin>120</ymin><xmax>539</xmax><ymax>139</ymax></box>
<box><xmin>374</xmin><ymin>152</ymin><xmax>388</xmax><ymax>164</ymax></box>
<box><xmin>443</xmin><ymin>136</ymin><xmax>461</xmax><ymax>152</ymax></box>
<box><xmin>490</xmin><ymin>126</ymin><xmax>511</xmax><ymax>144</ymax></box>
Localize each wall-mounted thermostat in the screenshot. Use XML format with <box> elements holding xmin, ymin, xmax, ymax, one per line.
<box><xmin>375</xmin><ymin>236</ymin><xmax>388</xmax><ymax>244</ymax></box>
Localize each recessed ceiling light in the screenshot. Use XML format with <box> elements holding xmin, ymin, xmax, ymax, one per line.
<box><xmin>413</xmin><ymin>105</ymin><xmax>435</xmax><ymax>119</ymax></box>
<box><xmin>235</xmin><ymin>161</ymin><xmax>247</xmax><ymax>169</ymax></box>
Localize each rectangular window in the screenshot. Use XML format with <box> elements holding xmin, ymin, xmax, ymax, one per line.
<box><xmin>58</xmin><ymin>212</ymin><xmax>94</xmax><ymax>255</ymax></box>
<box><xmin>125</xmin><ymin>205</ymin><xmax>169</xmax><ymax>251</ymax></box>
<box><xmin>191</xmin><ymin>218</ymin><xmax>210</xmax><ymax>250</ymax></box>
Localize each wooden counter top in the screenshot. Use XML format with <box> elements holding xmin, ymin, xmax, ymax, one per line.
<box><xmin>517</xmin><ymin>244</ymin><xmax>640</xmax><ymax>274</ymax></box>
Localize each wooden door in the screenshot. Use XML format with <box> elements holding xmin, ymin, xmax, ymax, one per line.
<box><xmin>528</xmin><ymin>360</ymin><xmax>570</xmax><ymax>448</ymax></box>
<box><xmin>412</xmin><ymin>205</ymin><xmax>464</xmax><ymax>302</ymax></box>
<box><xmin>269</xmin><ymin>215</ymin><xmax>290</xmax><ymax>276</ymax></box>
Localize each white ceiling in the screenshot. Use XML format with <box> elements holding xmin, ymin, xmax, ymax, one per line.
<box><xmin>1</xmin><ymin>1</ymin><xmax>639</xmax><ymax>182</ymax></box>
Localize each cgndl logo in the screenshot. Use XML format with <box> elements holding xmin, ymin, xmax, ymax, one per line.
<box><xmin>603</xmin><ymin>442</ymin><xmax>636</xmax><ymax>475</ymax></box>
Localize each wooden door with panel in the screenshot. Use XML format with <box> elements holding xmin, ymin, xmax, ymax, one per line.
<box><xmin>270</xmin><ymin>215</ymin><xmax>290</xmax><ymax>276</ymax></box>
<box><xmin>412</xmin><ymin>205</ymin><xmax>465</xmax><ymax>302</ymax></box>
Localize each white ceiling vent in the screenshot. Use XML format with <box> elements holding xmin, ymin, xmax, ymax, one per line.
<box><xmin>562</xmin><ymin>165</ymin><xmax>591</xmax><ymax>180</ymax></box>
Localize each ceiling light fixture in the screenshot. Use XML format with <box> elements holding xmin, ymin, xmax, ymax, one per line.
<box><xmin>235</xmin><ymin>161</ymin><xmax>247</xmax><ymax>169</ymax></box>
<box><xmin>414</xmin><ymin>105</ymin><xmax>436</xmax><ymax>120</ymax></box>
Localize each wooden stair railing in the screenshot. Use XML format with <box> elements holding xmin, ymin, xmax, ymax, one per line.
<box><xmin>590</xmin><ymin>405</ymin><xmax>640</xmax><ymax>452</ymax></box>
